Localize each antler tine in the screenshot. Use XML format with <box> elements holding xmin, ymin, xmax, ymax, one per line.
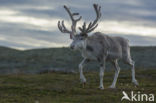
<box><xmin>79</xmin><ymin>4</ymin><xmax>101</xmax><ymax>34</ymax></box>
<box><xmin>94</xmin><ymin>4</ymin><xmax>101</xmax><ymax>19</ymax></box>
<box><xmin>86</xmin><ymin>4</ymin><xmax>101</xmax><ymax>32</ymax></box>
<box><xmin>64</xmin><ymin>5</ymin><xmax>82</xmax><ymax>33</ymax></box>
<box><xmin>58</xmin><ymin>21</ymin><xmax>63</xmax><ymax>32</ymax></box>
<box><xmin>58</xmin><ymin>21</ymin><xmax>71</xmax><ymax>33</ymax></box>
<box><xmin>64</xmin><ymin>5</ymin><xmax>74</xmax><ymax>21</ymax></box>
<box><xmin>64</xmin><ymin>5</ymin><xmax>82</xmax><ymax>21</ymax></box>
<box><xmin>79</xmin><ymin>22</ymin><xmax>86</xmax><ymax>32</ymax></box>
<box><xmin>87</xmin><ymin>24</ymin><xmax>98</xmax><ymax>33</ymax></box>
<box><xmin>73</xmin><ymin>13</ymin><xmax>79</xmax><ymax>16</ymax></box>
<box><xmin>61</xmin><ymin>21</ymin><xmax>71</xmax><ymax>33</ymax></box>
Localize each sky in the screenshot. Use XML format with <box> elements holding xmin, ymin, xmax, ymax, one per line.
<box><xmin>0</xmin><ymin>0</ymin><xmax>156</xmax><ymax>50</ymax></box>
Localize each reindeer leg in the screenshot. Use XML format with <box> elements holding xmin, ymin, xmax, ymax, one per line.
<box><xmin>130</xmin><ymin>61</ymin><xmax>139</xmax><ymax>86</ymax></box>
<box><xmin>98</xmin><ymin>60</ymin><xmax>105</xmax><ymax>90</ymax></box>
<box><xmin>109</xmin><ymin>60</ymin><xmax>120</xmax><ymax>88</ymax></box>
<box><xmin>79</xmin><ymin>58</ymin><xmax>88</xmax><ymax>88</ymax></box>
<box><xmin>99</xmin><ymin>66</ymin><xmax>105</xmax><ymax>89</ymax></box>
<box><xmin>124</xmin><ymin>58</ymin><xmax>138</xmax><ymax>86</ymax></box>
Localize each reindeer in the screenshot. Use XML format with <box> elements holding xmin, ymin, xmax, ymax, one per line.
<box><xmin>58</xmin><ymin>4</ymin><xmax>139</xmax><ymax>89</ymax></box>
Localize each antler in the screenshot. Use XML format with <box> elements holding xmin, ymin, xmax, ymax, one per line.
<box><xmin>58</xmin><ymin>21</ymin><xmax>71</xmax><ymax>33</ymax></box>
<box><xmin>79</xmin><ymin>4</ymin><xmax>101</xmax><ymax>34</ymax></box>
<box><xmin>58</xmin><ymin>5</ymin><xmax>82</xmax><ymax>39</ymax></box>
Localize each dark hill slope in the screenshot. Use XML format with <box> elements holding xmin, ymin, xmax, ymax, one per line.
<box><xmin>0</xmin><ymin>46</ymin><xmax>155</xmax><ymax>74</ymax></box>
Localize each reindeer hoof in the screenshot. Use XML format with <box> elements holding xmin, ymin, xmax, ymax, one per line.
<box><xmin>109</xmin><ymin>85</ymin><xmax>116</xmax><ymax>89</ymax></box>
<box><xmin>80</xmin><ymin>78</ymin><xmax>86</xmax><ymax>83</ymax></box>
<box><xmin>132</xmin><ymin>80</ymin><xmax>139</xmax><ymax>86</ymax></box>
<box><xmin>82</xmin><ymin>82</ymin><xmax>86</xmax><ymax>88</ymax></box>
<box><xmin>98</xmin><ymin>86</ymin><xmax>104</xmax><ymax>90</ymax></box>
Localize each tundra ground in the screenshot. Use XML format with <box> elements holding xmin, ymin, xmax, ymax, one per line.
<box><xmin>0</xmin><ymin>69</ymin><xmax>155</xmax><ymax>103</ymax></box>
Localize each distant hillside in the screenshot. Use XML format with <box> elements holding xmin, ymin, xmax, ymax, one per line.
<box><xmin>0</xmin><ymin>46</ymin><xmax>156</xmax><ymax>74</ymax></box>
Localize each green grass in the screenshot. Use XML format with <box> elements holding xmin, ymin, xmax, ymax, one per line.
<box><xmin>0</xmin><ymin>69</ymin><xmax>155</xmax><ymax>103</ymax></box>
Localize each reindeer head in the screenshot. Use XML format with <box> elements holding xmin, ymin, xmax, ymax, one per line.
<box><xmin>58</xmin><ymin>4</ymin><xmax>101</xmax><ymax>50</ymax></box>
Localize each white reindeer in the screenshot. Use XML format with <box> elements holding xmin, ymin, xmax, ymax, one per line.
<box><xmin>58</xmin><ymin>4</ymin><xmax>139</xmax><ymax>89</ymax></box>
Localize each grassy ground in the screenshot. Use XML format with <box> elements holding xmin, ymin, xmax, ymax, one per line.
<box><xmin>0</xmin><ymin>69</ymin><xmax>155</xmax><ymax>103</ymax></box>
